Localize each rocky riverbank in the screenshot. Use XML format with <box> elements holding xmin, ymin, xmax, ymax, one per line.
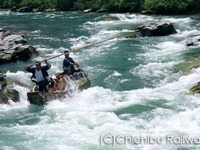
<box><xmin>0</xmin><ymin>27</ymin><xmax>39</xmax><ymax>104</ymax></box>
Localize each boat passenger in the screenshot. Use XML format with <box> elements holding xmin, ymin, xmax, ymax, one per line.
<box><xmin>48</xmin><ymin>75</ymin><xmax>57</xmax><ymax>92</ymax></box>
<box><xmin>25</xmin><ymin>59</ymin><xmax>51</xmax><ymax>92</ymax></box>
<box><xmin>56</xmin><ymin>73</ymin><xmax>68</xmax><ymax>92</ymax></box>
<box><xmin>63</xmin><ymin>50</ymin><xmax>81</xmax><ymax>77</ymax></box>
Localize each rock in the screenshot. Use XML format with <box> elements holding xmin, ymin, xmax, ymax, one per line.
<box><xmin>13</xmin><ymin>45</ymin><xmax>37</xmax><ymax>61</ymax></box>
<box><xmin>190</xmin><ymin>82</ymin><xmax>200</xmax><ymax>94</ymax></box>
<box><xmin>4</xmin><ymin>88</ymin><xmax>20</xmax><ymax>103</ymax></box>
<box><xmin>0</xmin><ymin>72</ymin><xmax>20</xmax><ymax>104</ymax></box>
<box><xmin>45</xmin><ymin>9</ymin><xmax>56</xmax><ymax>12</ymax></box>
<box><xmin>0</xmin><ymin>73</ymin><xmax>7</xmax><ymax>90</ymax></box>
<box><xmin>136</xmin><ymin>21</ymin><xmax>177</xmax><ymax>37</ymax></box>
<box><xmin>0</xmin><ymin>41</ymin><xmax>4</xmax><ymax>46</ymax></box>
<box><xmin>13</xmin><ymin>5</ymin><xmax>45</xmax><ymax>12</ymax></box>
<box><xmin>15</xmin><ymin>6</ymin><xmax>33</xmax><ymax>12</ymax></box>
<box><xmin>141</xmin><ymin>10</ymin><xmax>153</xmax><ymax>14</ymax></box>
<box><xmin>33</xmin><ymin>6</ymin><xmax>44</xmax><ymax>12</ymax></box>
<box><xmin>96</xmin><ymin>8</ymin><xmax>106</xmax><ymax>12</ymax></box>
<box><xmin>0</xmin><ymin>28</ymin><xmax>10</xmax><ymax>40</ymax></box>
<box><xmin>84</xmin><ymin>9</ymin><xmax>92</xmax><ymax>13</ymax></box>
<box><xmin>0</xmin><ymin>91</ymin><xmax>9</xmax><ymax>104</ymax></box>
<box><xmin>0</xmin><ymin>28</ymin><xmax>38</xmax><ymax>64</ymax></box>
<box><xmin>3</xmin><ymin>34</ymin><xmax>27</xmax><ymax>45</ymax></box>
<box><xmin>185</xmin><ymin>36</ymin><xmax>200</xmax><ymax>46</ymax></box>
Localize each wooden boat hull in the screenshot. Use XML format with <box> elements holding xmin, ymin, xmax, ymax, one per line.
<box><xmin>27</xmin><ymin>75</ymin><xmax>90</xmax><ymax>105</ymax></box>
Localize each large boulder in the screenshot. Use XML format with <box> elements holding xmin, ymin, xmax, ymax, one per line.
<box><xmin>0</xmin><ymin>72</ymin><xmax>20</xmax><ymax>104</ymax></box>
<box><xmin>0</xmin><ymin>28</ymin><xmax>38</xmax><ymax>64</ymax></box>
<box><xmin>136</xmin><ymin>21</ymin><xmax>177</xmax><ymax>37</ymax></box>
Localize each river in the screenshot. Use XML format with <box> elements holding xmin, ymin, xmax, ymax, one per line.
<box><xmin>0</xmin><ymin>10</ymin><xmax>200</xmax><ymax>150</ymax></box>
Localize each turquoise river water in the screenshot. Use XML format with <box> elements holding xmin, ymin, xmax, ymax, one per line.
<box><xmin>0</xmin><ymin>10</ymin><xmax>200</xmax><ymax>150</ymax></box>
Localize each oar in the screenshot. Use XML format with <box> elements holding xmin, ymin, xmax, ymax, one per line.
<box><xmin>36</xmin><ymin>31</ymin><xmax>136</xmax><ymax>64</ymax></box>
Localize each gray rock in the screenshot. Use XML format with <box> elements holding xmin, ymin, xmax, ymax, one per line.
<box><xmin>15</xmin><ymin>6</ymin><xmax>33</xmax><ymax>12</ymax></box>
<box><xmin>84</xmin><ymin>9</ymin><xmax>92</xmax><ymax>13</ymax></box>
<box><xmin>0</xmin><ymin>91</ymin><xmax>9</xmax><ymax>104</ymax></box>
<box><xmin>3</xmin><ymin>34</ymin><xmax>27</xmax><ymax>45</ymax></box>
<box><xmin>136</xmin><ymin>21</ymin><xmax>177</xmax><ymax>37</ymax></box>
<box><xmin>45</xmin><ymin>9</ymin><xmax>56</xmax><ymax>12</ymax></box>
<box><xmin>4</xmin><ymin>88</ymin><xmax>20</xmax><ymax>103</ymax></box>
<box><xmin>13</xmin><ymin>45</ymin><xmax>36</xmax><ymax>61</ymax></box>
<box><xmin>0</xmin><ymin>28</ymin><xmax>38</xmax><ymax>64</ymax></box>
<box><xmin>185</xmin><ymin>36</ymin><xmax>200</xmax><ymax>46</ymax></box>
<box><xmin>0</xmin><ymin>72</ymin><xmax>20</xmax><ymax>104</ymax></box>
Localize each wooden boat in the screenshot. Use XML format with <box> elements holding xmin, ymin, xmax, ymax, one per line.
<box><xmin>27</xmin><ymin>73</ymin><xmax>90</xmax><ymax>105</ymax></box>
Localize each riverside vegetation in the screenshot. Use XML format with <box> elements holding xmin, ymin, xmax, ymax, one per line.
<box><xmin>0</xmin><ymin>0</ymin><xmax>200</xmax><ymax>14</ymax></box>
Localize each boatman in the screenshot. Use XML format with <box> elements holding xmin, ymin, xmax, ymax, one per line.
<box><xmin>25</xmin><ymin>59</ymin><xmax>51</xmax><ymax>92</ymax></box>
<box><xmin>62</xmin><ymin>50</ymin><xmax>81</xmax><ymax>76</ymax></box>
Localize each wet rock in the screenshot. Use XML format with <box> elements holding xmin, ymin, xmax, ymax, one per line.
<box><xmin>190</xmin><ymin>82</ymin><xmax>200</xmax><ymax>94</ymax></box>
<box><xmin>12</xmin><ymin>5</ymin><xmax>45</xmax><ymax>13</ymax></box>
<box><xmin>13</xmin><ymin>45</ymin><xmax>37</xmax><ymax>61</ymax></box>
<box><xmin>136</xmin><ymin>21</ymin><xmax>177</xmax><ymax>37</ymax></box>
<box><xmin>13</xmin><ymin>6</ymin><xmax>33</xmax><ymax>12</ymax></box>
<box><xmin>97</xmin><ymin>8</ymin><xmax>106</xmax><ymax>12</ymax></box>
<box><xmin>45</xmin><ymin>9</ymin><xmax>56</xmax><ymax>12</ymax></box>
<box><xmin>141</xmin><ymin>10</ymin><xmax>153</xmax><ymax>14</ymax></box>
<box><xmin>0</xmin><ymin>72</ymin><xmax>20</xmax><ymax>104</ymax></box>
<box><xmin>84</xmin><ymin>9</ymin><xmax>92</xmax><ymax>13</ymax></box>
<box><xmin>0</xmin><ymin>91</ymin><xmax>9</xmax><ymax>104</ymax></box>
<box><xmin>0</xmin><ymin>28</ymin><xmax>38</xmax><ymax>64</ymax></box>
<box><xmin>4</xmin><ymin>88</ymin><xmax>20</xmax><ymax>103</ymax></box>
<box><xmin>185</xmin><ymin>36</ymin><xmax>200</xmax><ymax>46</ymax></box>
<box><xmin>3</xmin><ymin>34</ymin><xmax>27</xmax><ymax>45</ymax></box>
<box><xmin>0</xmin><ymin>73</ymin><xmax>7</xmax><ymax>90</ymax></box>
<box><xmin>33</xmin><ymin>6</ymin><xmax>44</xmax><ymax>12</ymax></box>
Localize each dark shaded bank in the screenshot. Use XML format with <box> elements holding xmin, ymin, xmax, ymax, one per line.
<box><xmin>0</xmin><ymin>0</ymin><xmax>200</xmax><ymax>14</ymax></box>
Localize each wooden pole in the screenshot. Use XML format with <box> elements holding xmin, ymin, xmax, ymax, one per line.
<box><xmin>38</xmin><ymin>31</ymin><xmax>136</xmax><ymax>63</ymax></box>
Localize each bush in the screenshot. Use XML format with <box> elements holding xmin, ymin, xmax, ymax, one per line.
<box><xmin>3</xmin><ymin>0</ymin><xmax>22</xmax><ymax>8</ymax></box>
<box><xmin>143</xmin><ymin>0</ymin><xmax>194</xmax><ymax>14</ymax></box>
<box><xmin>1</xmin><ymin>0</ymin><xmax>200</xmax><ymax>14</ymax></box>
<box><xmin>95</xmin><ymin>0</ymin><xmax>142</xmax><ymax>12</ymax></box>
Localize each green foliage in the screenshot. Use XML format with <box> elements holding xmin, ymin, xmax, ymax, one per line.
<box><xmin>90</xmin><ymin>0</ymin><xmax>142</xmax><ymax>12</ymax></box>
<box><xmin>88</xmin><ymin>0</ymin><xmax>107</xmax><ymax>11</ymax></box>
<box><xmin>3</xmin><ymin>0</ymin><xmax>22</xmax><ymax>8</ymax></box>
<box><xmin>53</xmin><ymin>0</ymin><xmax>76</xmax><ymax>10</ymax></box>
<box><xmin>0</xmin><ymin>0</ymin><xmax>200</xmax><ymax>14</ymax></box>
<box><xmin>118</xmin><ymin>0</ymin><xmax>143</xmax><ymax>12</ymax></box>
<box><xmin>14</xmin><ymin>0</ymin><xmax>77</xmax><ymax>10</ymax></box>
<box><xmin>186</xmin><ymin>0</ymin><xmax>200</xmax><ymax>12</ymax></box>
<box><xmin>143</xmin><ymin>0</ymin><xmax>195</xmax><ymax>14</ymax></box>
<box><xmin>20</xmin><ymin>0</ymin><xmax>42</xmax><ymax>8</ymax></box>
<box><xmin>74</xmin><ymin>0</ymin><xmax>88</xmax><ymax>10</ymax></box>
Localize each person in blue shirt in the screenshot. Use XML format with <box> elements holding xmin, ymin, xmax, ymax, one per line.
<box><xmin>63</xmin><ymin>50</ymin><xmax>81</xmax><ymax>76</ymax></box>
<box><xmin>25</xmin><ymin>59</ymin><xmax>51</xmax><ymax>92</ymax></box>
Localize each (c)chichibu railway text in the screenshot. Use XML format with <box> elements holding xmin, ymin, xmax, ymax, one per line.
<box><xmin>99</xmin><ymin>135</ymin><xmax>200</xmax><ymax>146</ymax></box>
